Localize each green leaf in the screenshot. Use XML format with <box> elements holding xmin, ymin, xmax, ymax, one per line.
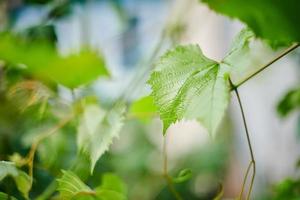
<box><xmin>0</xmin><ymin>161</ymin><xmax>31</xmax><ymax>198</ymax></box>
<box><xmin>57</xmin><ymin>170</ymin><xmax>93</xmax><ymax>200</ymax></box>
<box><xmin>96</xmin><ymin>173</ymin><xmax>127</xmax><ymax>195</ymax></box>
<box><xmin>57</xmin><ymin>171</ymin><xmax>127</xmax><ymax>200</ymax></box>
<box><xmin>0</xmin><ymin>34</ymin><xmax>108</xmax><ymax>88</ymax></box>
<box><xmin>129</xmin><ymin>95</ymin><xmax>157</xmax><ymax>120</ymax></box>
<box><xmin>172</xmin><ymin>168</ymin><xmax>192</xmax><ymax>183</ymax></box>
<box><xmin>95</xmin><ymin>173</ymin><xmax>127</xmax><ymax>200</ymax></box>
<box><xmin>77</xmin><ymin>103</ymin><xmax>126</xmax><ymax>173</ymax></box>
<box><xmin>200</xmin><ymin>0</ymin><xmax>300</xmax><ymax>45</ymax></box>
<box><xmin>277</xmin><ymin>88</ymin><xmax>300</xmax><ymax>117</ymax></box>
<box><xmin>148</xmin><ymin>45</ymin><xmax>230</xmax><ymax>136</ymax></box>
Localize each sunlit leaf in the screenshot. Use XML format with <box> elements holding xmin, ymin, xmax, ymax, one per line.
<box><xmin>201</xmin><ymin>0</ymin><xmax>300</xmax><ymax>46</ymax></box>
<box><xmin>77</xmin><ymin>103</ymin><xmax>126</xmax><ymax>173</ymax></box>
<box><xmin>148</xmin><ymin>45</ymin><xmax>230</xmax><ymax>136</ymax></box>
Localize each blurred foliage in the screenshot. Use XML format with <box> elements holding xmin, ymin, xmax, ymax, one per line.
<box><xmin>201</xmin><ymin>0</ymin><xmax>300</xmax><ymax>46</ymax></box>
<box><xmin>0</xmin><ymin>33</ymin><xmax>108</xmax><ymax>88</ymax></box>
<box><xmin>277</xmin><ymin>88</ymin><xmax>300</xmax><ymax>117</ymax></box>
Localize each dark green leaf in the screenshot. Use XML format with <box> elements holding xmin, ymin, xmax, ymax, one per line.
<box><xmin>277</xmin><ymin>88</ymin><xmax>300</xmax><ymax>117</ymax></box>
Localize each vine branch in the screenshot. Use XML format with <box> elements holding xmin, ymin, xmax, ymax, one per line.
<box><xmin>229</xmin><ymin>78</ymin><xmax>255</xmax><ymax>200</ymax></box>
<box><xmin>163</xmin><ymin>136</ymin><xmax>183</xmax><ymax>200</ymax></box>
<box><xmin>235</xmin><ymin>43</ymin><xmax>299</xmax><ymax>88</ymax></box>
<box><xmin>25</xmin><ymin>116</ymin><xmax>72</xmax><ymax>189</ymax></box>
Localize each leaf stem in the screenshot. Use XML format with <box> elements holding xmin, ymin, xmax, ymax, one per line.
<box><xmin>229</xmin><ymin>78</ymin><xmax>255</xmax><ymax>200</ymax></box>
<box><xmin>235</xmin><ymin>43</ymin><xmax>299</xmax><ymax>89</ymax></box>
<box><xmin>163</xmin><ymin>136</ymin><xmax>183</xmax><ymax>200</ymax></box>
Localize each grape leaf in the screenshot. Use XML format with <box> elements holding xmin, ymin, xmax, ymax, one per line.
<box><xmin>57</xmin><ymin>170</ymin><xmax>93</xmax><ymax>200</ymax></box>
<box><xmin>0</xmin><ymin>161</ymin><xmax>31</xmax><ymax>198</ymax></box>
<box><xmin>0</xmin><ymin>34</ymin><xmax>108</xmax><ymax>88</ymax></box>
<box><xmin>77</xmin><ymin>103</ymin><xmax>126</xmax><ymax>173</ymax></box>
<box><xmin>148</xmin><ymin>28</ymin><xmax>270</xmax><ymax>136</ymax></box>
<box><xmin>201</xmin><ymin>0</ymin><xmax>300</xmax><ymax>45</ymax></box>
<box><xmin>148</xmin><ymin>45</ymin><xmax>230</xmax><ymax>136</ymax></box>
<box><xmin>277</xmin><ymin>88</ymin><xmax>300</xmax><ymax>117</ymax></box>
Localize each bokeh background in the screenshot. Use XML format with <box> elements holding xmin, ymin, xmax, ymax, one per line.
<box><xmin>0</xmin><ymin>0</ymin><xmax>299</xmax><ymax>199</ymax></box>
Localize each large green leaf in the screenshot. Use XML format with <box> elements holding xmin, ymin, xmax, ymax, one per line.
<box><xmin>201</xmin><ymin>0</ymin><xmax>300</xmax><ymax>45</ymax></box>
<box><xmin>77</xmin><ymin>103</ymin><xmax>126</xmax><ymax>173</ymax></box>
<box><xmin>0</xmin><ymin>34</ymin><xmax>108</xmax><ymax>88</ymax></box>
<box><xmin>148</xmin><ymin>29</ymin><xmax>261</xmax><ymax>136</ymax></box>
<box><xmin>0</xmin><ymin>161</ymin><xmax>31</xmax><ymax>198</ymax></box>
<box><xmin>148</xmin><ymin>45</ymin><xmax>230</xmax><ymax>136</ymax></box>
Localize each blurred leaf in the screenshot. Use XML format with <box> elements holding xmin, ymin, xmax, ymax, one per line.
<box><xmin>95</xmin><ymin>173</ymin><xmax>127</xmax><ymax>200</ymax></box>
<box><xmin>77</xmin><ymin>103</ymin><xmax>126</xmax><ymax>173</ymax></box>
<box><xmin>148</xmin><ymin>45</ymin><xmax>230</xmax><ymax>136</ymax></box>
<box><xmin>96</xmin><ymin>173</ymin><xmax>127</xmax><ymax>195</ymax></box>
<box><xmin>14</xmin><ymin>171</ymin><xmax>31</xmax><ymax>199</ymax></box>
<box><xmin>0</xmin><ymin>161</ymin><xmax>19</xmax><ymax>180</ymax></box>
<box><xmin>0</xmin><ymin>34</ymin><xmax>109</xmax><ymax>88</ymax></box>
<box><xmin>0</xmin><ymin>161</ymin><xmax>31</xmax><ymax>198</ymax></box>
<box><xmin>277</xmin><ymin>88</ymin><xmax>300</xmax><ymax>117</ymax></box>
<box><xmin>0</xmin><ymin>192</ymin><xmax>17</xmax><ymax>200</ymax></box>
<box><xmin>272</xmin><ymin>178</ymin><xmax>300</xmax><ymax>200</ymax></box>
<box><xmin>172</xmin><ymin>168</ymin><xmax>192</xmax><ymax>183</ymax></box>
<box><xmin>57</xmin><ymin>170</ymin><xmax>93</xmax><ymax>200</ymax></box>
<box><xmin>7</xmin><ymin>80</ymin><xmax>52</xmax><ymax>112</ymax></box>
<box><xmin>57</xmin><ymin>171</ymin><xmax>127</xmax><ymax>200</ymax></box>
<box><xmin>201</xmin><ymin>0</ymin><xmax>300</xmax><ymax>46</ymax></box>
<box><xmin>129</xmin><ymin>96</ymin><xmax>157</xmax><ymax>120</ymax></box>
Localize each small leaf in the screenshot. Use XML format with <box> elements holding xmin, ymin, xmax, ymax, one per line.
<box><xmin>172</xmin><ymin>168</ymin><xmax>192</xmax><ymax>183</ymax></box>
<box><xmin>15</xmin><ymin>171</ymin><xmax>31</xmax><ymax>199</ymax></box>
<box><xmin>57</xmin><ymin>170</ymin><xmax>93</xmax><ymax>200</ymax></box>
<box><xmin>277</xmin><ymin>88</ymin><xmax>300</xmax><ymax>117</ymax></box>
<box><xmin>77</xmin><ymin>103</ymin><xmax>126</xmax><ymax>173</ymax></box>
<box><xmin>148</xmin><ymin>45</ymin><xmax>230</xmax><ymax>136</ymax></box>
